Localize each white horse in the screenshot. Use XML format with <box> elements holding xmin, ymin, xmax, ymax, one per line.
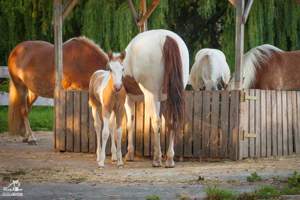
<box><xmin>89</xmin><ymin>52</ymin><xmax>126</xmax><ymax>168</ymax></box>
<box><xmin>189</xmin><ymin>48</ymin><xmax>231</xmax><ymax>90</ymax></box>
<box><xmin>120</xmin><ymin>29</ymin><xmax>189</xmax><ymax>168</ymax></box>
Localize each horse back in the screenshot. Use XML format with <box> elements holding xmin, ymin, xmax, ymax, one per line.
<box><xmin>255</xmin><ymin>50</ymin><xmax>300</xmax><ymax>89</ymax></box>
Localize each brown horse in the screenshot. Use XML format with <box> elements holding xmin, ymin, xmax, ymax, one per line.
<box><xmin>242</xmin><ymin>44</ymin><xmax>300</xmax><ymax>89</ymax></box>
<box><xmin>8</xmin><ymin>37</ymin><xmax>108</xmax><ymax>144</ymax></box>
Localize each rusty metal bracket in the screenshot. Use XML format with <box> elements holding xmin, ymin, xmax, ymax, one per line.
<box><xmin>240</xmin><ymin>91</ymin><xmax>258</xmax><ymax>102</ymax></box>
<box><xmin>242</xmin><ymin>130</ymin><xmax>256</xmax><ymax>140</ymax></box>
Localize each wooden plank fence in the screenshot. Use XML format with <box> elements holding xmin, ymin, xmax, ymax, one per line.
<box><xmin>54</xmin><ymin>89</ymin><xmax>300</xmax><ymax>160</ymax></box>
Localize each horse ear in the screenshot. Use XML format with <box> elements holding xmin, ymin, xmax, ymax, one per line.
<box><xmin>107</xmin><ymin>51</ymin><xmax>113</xmax><ymax>60</ymax></box>
<box><xmin>120</xmin><ymin>51</ymin><xmax>126</xmax><ymax>60</ymax></box>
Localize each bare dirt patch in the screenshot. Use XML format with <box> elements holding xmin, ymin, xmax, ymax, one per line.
<box><xmin>0</xmin><ymin>132</ymin><xmax>299</xmax><ymax>199</ymax></box>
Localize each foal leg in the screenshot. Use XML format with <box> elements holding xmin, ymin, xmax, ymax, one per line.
<box><xmin>91</xmin><ymin>106</ymin><xmax>102</xmax><ymax>162</ymax></box>
<box><xmin>109</xmin><ymin>112</ymin><xmax>117</xmax><ymax>162</ymax></box>
<box><xmin>125</xmin><ymin>96</ymin><xmax>135</xmax><ymax>161</ymax></box>
<box><xmin>98</xmin><ymin>113</ymin><xmax>110</xmax><ymax>168</ymax></box>
<box><xmin>115</xmin><ymin>112</ymin><xmax>124</xmax><ymax>168</ymax></box>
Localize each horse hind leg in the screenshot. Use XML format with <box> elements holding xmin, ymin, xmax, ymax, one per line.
<box><xmin>23</xmin><ymin>90</ymin><xmax>38</xmax><ymax>144</ymax></box>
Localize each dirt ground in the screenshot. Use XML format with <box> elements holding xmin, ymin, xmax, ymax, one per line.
<box><xmin>0</xmin><ymin>132</ymin><xmax>300</xmax><ymax>199</ymax></box>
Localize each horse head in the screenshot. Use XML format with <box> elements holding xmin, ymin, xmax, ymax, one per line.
<box><xmin>107</xmin><ymin>51</ymin><xmax>126</xmax><ymax>92</ymax></box>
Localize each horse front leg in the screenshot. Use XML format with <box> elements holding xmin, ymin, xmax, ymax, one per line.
<box><xmin>91</xmin><ymin>106</ymin><xmax>102</xmax><ymax>163</ymax></box>
<box><xmin>125</xmin><ymin>96</ymin><xmax>135</xmax><ymax>161</ymax></box>
<box><xmin>98</xmin><ymin>113</ymin><xmax>110</xmax><ymax>168</ymax></box>
<box><xmin>109</xmin><ymin>112</ymin><xmax>117</xmax><ymax>162</ymax></box>
<box><xmin>115</xmin><ymin>111</ymin><xmax>124</xmax><ymax>168</ymax></box>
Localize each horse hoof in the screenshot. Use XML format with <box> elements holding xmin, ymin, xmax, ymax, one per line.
<box><xmin>22</xmin><ymin>138</ymin><xmax>29</xmax><ymax>143</ymax></box>
<box><xmin>98</xmin><ymin>163</ymin><xmax>105</xmax><ymax>169</ymax></box>
<box><xmin>111</xmin><ymin>155</ymin><xmax>118</xmax><ymax>162</ymax></box>
<box><xmin>117</xmin><ymin>163</ymin><xmax>124</xmax><ymax>168</ymax></box>
<box><xmin>165</xmin><ymin>159</ymin><xmax>175</xmax><ymax>168</ymax></box>
<box><xmin>27</xmin><ymin>140</ymin><xmax>37</xmax><ymax>145</ymax></box>
<box><xmin>152</xmin><ymin>160</ymin><xmax>162</xmax><ymax>167</ymax></box>
<box><xmin>125</xmin><ymin>152</ymin><xmax>134</xmax><ymax>162</ymax></box>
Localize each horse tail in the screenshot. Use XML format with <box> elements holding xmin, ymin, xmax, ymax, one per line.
<box><xmin>162</xmin><ymin>35</ymin><xmax>184</xmax><ymax>130</ymax></box>
<box><xmin>243</xmin><ymin>44</ymin><xmax>283</xmax><ymax>88</ymax></box>
<box><xmin>8</xmin><ymin>79</ymin><xmax>26</xmax><ymax>136</ymax></box>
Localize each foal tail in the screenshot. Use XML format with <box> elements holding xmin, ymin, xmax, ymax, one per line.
<box><xmin>162</xmin><ymin>36</ymin><xmax>184</xmax><ymax>130</ymax></box>
<box><xmin>243</xmin><ymin>44</ymin><xmax>283</xmax><ymax>88</ymax></box>
<box><xmin>8</xmin><ymin>79</ymin><xmax>26</xmax><ymax>136</ymax></box>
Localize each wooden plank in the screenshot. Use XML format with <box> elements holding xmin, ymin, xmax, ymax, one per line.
<box><xmin>292</xmin><ymin>91</ymin><xmax>298</xmax><ymax>155</ymax></box>
<box><xmin>66</xmin><ymin>91</ymin><xmax>74</xmax><ymax>152</ymax></box>
<box><xmin>135</xmin><ymin>102</ymin><xmax>144</xmax><ymax>157</ymax></box>
<box><xmin>73</xmin><ymin>91</ymin><xmax>81</xmax><ymax>153</ymax></box>
<box><xmin>282</xmin><ymin>91</ymin><xmax>288</xmax><ymax>155</ymax></box>
<box><xmin>296</xmin><ymin>92</ymin><xmax>300</xmax><ymax>154</ymax></box>
<box><xmin>255</xmin><ymin>90</ymin><xmax>261</xmax><ymax>157</ymax></box>
<box><xmin>201</xmin><ymin>91</ymin><xmax>211</xmax><ymax>159</ymax></box>
<box><xmin>229</xmin><ymin>90</ymin><xmax>240</xmax><ymax>160</ymax></box>
<box><xmin>80</xmin><ymin>92</ymin><xmax>89</xmax><ymax>153</ymax></box>
<box><xmin>287</xmin><ymin>92</ymin><xmax>294</xmax><ymax>155</ymax></box>
<box><xmin>210</xmin><ymin>91</ymin><xmax>220</xmax><ymax>158</ymax></box>
<box><xmin>143</xmin><ymin>110</ymin><xmax>151</xmax><ymax>156</ymax></box>
<box><xmin>88</xmin><ymin>107</ymin><xmax>96</xmax><ymax>153</ymax></box>
<box><xmin>266</xmin><ymin>90</ymin><xmax>272</xmax><ymax>157</ymax></box>
<box><xmin>220</xmin><ymin>91</ymin><xmax>229</xmax><ymax>158</ymax></box>
<box><xmin>277</xmin><ymin>91</ymin><xmax>283</xmax><ymax>156</ymax></box>
<box><xmin>193</xmin><ymin>91</ymin><xmax>203</xmax><ymax>158</ymax></box>
<box><xmin>271</xmin><ymin>90</ymin><xmax>277</xmax><ymax>156</ymax></box>
<box><xmin>239</xmin><ymin>90</ymin><xmax>249</xmax><ymax>159</ymax></box>
<box><xmin>260</xmin><ymin>90</ymin><xmax>267</xmax><ymax>157</ymax></box>
<box><xmin>249</xmin><ymin>90</ymin><xmax>255</xmax><ymax>158</ymax></box>
<box><xmin>183</xmin><ymin>91</ymin><xmax>194</xmax><ymax>157</ymax></box>
<box><xmin>0</xmin><ymin>66</ymin><xmax>9</xmax><ymax>78</ymax></box>
<box><xmin>57</xmin><ymin>89</ymin><xmax>66</xmax><ymax>151</ymax></box>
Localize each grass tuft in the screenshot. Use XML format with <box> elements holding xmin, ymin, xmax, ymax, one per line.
<box><xmin>145</xmin><ymin>195</ymin><xmax>160</xmax><ymax>200</ymax></box>
<box><xmin>247</xmin><ymin>172</ymin><xmax>262</xmax><ymax>182</ymax></box>
<box><xmin>205</xmin><ymin>186</ymin><xmax>236</xmax><ymax>200</ymax></box>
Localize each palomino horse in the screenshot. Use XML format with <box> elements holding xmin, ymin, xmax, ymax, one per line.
<box><xmin>89</xmin><ymin>52</ymin><xmax>126</xmax><ymax>168</ymax></box>
<box><xmin>8</xmin><ymin>37</ymin><xmax>108</xmax><ymax>144</ymax></box>
<box><xmin>120</xmin><ymin>29</ymin><xmax>189</xmax><ymax>168</ymax></box>
<box><xmin>241</xmin><ymin>44</ymin><xmax>300</xmax><ymax>89</ymax></box>
<box><xmin>189</xmin><ymin>48</ymin><xmax>231</xmax><ymax>91</ymax></box>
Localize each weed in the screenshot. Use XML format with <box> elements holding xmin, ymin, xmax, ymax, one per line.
<box><xmin>247</xmin><ymin>172</ymin><xmax>262</xmax><ymax>182</ymax></box>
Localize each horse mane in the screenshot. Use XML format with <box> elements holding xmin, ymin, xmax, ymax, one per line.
<box><xmin>243</xmin><ymin>44</ymin><xmax>283</xmax><ymax>88</ymax></box>
<box><xmin>65</xmin><ymin>36</ymin><xmax>108</xmax><ymax>60</ymax></box>
<box><xmin>163</xmin><ymin>35</ymin><xmax>184</xmax><ymax>130</ymax></box>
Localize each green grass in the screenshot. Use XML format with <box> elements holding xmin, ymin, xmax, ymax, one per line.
<box><xmin>0</xmin><ymin>106</ymin><xmax>53</xmax><ymax>133</ymax></box>
<box><xmin>247</xmin><ymin>172</ymin><xmax>262</xmax><ymax>182</ymax></box>
<box><xmin>205</xmin><ymin>186</ymin><xmax>236</xmax><ymax>200</ymax></box>
<box><xmin>145</xmin><ymin>195</ymin><xmax>160</xmax><ymax>200</ymax></box>
<box><xmin>281</xmin><ymin>171</ymin><xmax>300</xmax><ymax>195</ymax></box>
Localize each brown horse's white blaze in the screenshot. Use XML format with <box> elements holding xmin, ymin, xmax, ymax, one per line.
<box><xmin>121</xmin><ymin>30</ymin><xmax>189</xmax><ymax>168</ymax></box>
<box><xmin>8</xmin><ymin>37</ymin><xmax>108</xmax><ymax>144</ymax></box>
<box><xmin>89</xmin><ymin>52</ymin><xmax>126</xmax><ymax>168</ymax></box>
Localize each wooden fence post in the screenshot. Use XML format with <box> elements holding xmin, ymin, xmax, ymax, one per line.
<box><xmin>54</xmin><ymin>0</ymin><xmax>64</xmax><ymax>151</ymax></box>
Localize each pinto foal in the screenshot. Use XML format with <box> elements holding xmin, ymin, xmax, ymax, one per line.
<box><xmin>89</xmin><ymin>52</ymin><xmax>126</xmax><ymax>168</ymax></box>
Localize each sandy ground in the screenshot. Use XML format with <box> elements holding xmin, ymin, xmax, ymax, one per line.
<box><xmin>0</xmin><ymin>132</ymin><xmax>299</xmax><ymax>199</ymax></box>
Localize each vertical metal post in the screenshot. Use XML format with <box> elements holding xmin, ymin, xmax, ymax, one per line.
<box><xmin>234</xmin><ymin>0</ymin><xmax>245</xmax><ymax>89</ymax></box>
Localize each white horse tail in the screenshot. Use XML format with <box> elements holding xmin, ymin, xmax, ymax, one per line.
<box><xmin>162</xmin><ymin>35</ymin><xmax>184</xmax><ymax>129</ymax></box>
<box><xmin>243</xmin><ymin>44</ymin><xmax>283</xmax><ymax>88</ymax></box>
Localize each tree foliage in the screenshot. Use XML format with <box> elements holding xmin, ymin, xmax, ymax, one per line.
<box><xmin>1</xmin><ymin>0</ymin><xmax>300</xmax><ymax>71</ymax></box>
